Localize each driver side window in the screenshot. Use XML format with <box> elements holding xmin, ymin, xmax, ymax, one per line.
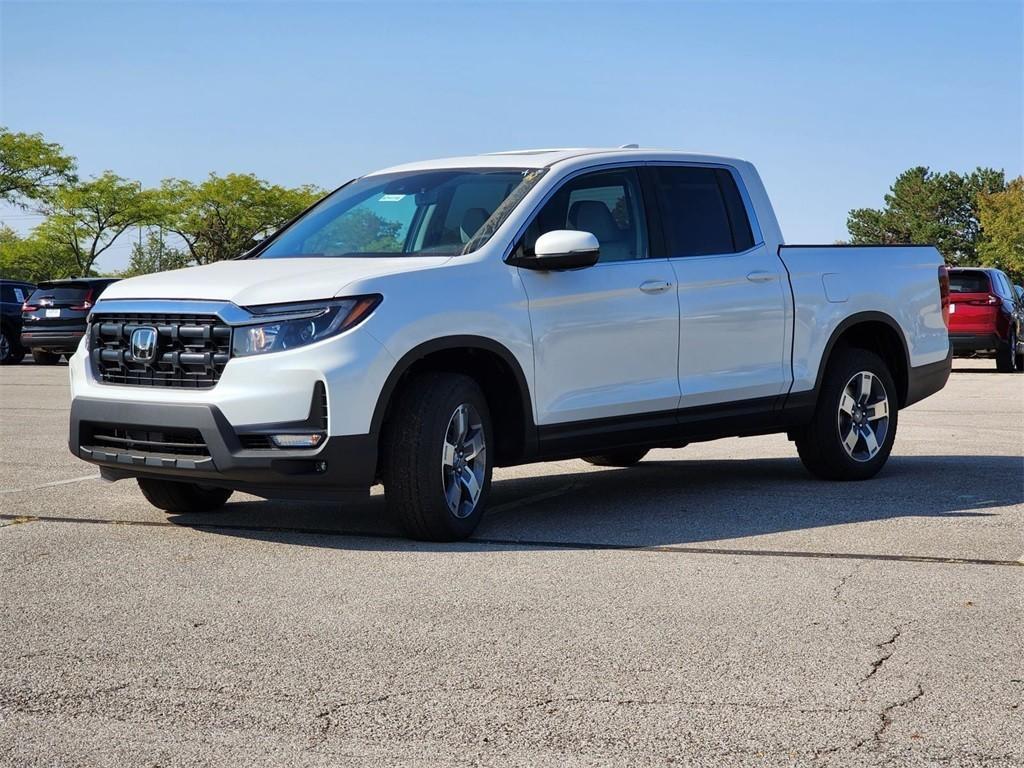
<box><xmin>519</xmin><ymin>168</ymin><xmax>648</xmax><ymax>263</ymax></box>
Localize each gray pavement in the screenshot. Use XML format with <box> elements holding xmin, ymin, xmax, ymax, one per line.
<box><xmin>1</xmin><ymin>359</ymin><xmax>1022</xmax><ymax>766</ymax></box>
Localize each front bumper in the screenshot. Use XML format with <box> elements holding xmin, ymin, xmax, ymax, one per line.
<box><xmin>22</xmin><ymin>330</ymin><xmax>85</xmax><ymax>354</ymax></box>
<box><xmin>70</xmin><ymin>396</ymin><xmax>378</xmax><ymax>499</ymax></box>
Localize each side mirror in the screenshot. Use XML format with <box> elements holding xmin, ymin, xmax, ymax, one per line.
<box><xmin>513</xmin><ymin>230</ymin><xmax>600</xmax><ymax>271</ymax></box>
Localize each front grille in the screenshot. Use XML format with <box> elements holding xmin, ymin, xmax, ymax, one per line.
<box><xmin>90</xmin><ymin>313</ymin><xmax>231</xmax><ymax>388</ymax></box>
<box><xmin>83</xmin><ymin>424</ymin><xmax>210</xmax><ymax>458</ymax></box>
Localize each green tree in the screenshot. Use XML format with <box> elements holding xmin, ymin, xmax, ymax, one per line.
<box><xmin>0</xmin><ymin>226</ymin><xmax>79</xmax><ymax>282</ymax></box>
<box><xmin>978</xmin><ymin>177</ymin><xmax>1024</xmax><ymax>284</ymax></box>
<box><xmin>37</xmin><ymin>171</ymin><xmax>155</xmax><ymax>276</ymax></box>
<box><xmin>121</xmin><ymin>230</ymin><xmax>193</xmax><ymax>277</ymax></box>
<box><xmin>0</xmin><ymin>127</ymin><xmax>77</xmax><ymax>206</ymax></box>
<box><xmin>847</xmin><ymin>167</ymin><xmax>1005</xmax><ymax>265</ymax></box>
<box><xmin>155</xmin><ymin>174</ymin><xmax>322</xmax><ymax>264</ymax></box>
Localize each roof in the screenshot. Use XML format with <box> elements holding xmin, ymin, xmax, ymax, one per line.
<box><xmin>37</xmin><ymin>277</ymin><xmax>120</xmax><ymax>285</ymax></box>
<box><xmin>366</xmin><ymin>147</ymin><xmax>749</xmax><ymax>175</ymax></box>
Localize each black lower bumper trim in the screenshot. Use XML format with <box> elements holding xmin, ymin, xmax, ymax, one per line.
<box><xmin>905</xmin><ymin>347</ymin><xmax>952</xmax><ymax>407</ymax></box>
<box><xmin>70</xmin><ymin>397</ymin><xmax>378</xmax><ymax>499</ymax></box>
<box><xmin>21</xmin><ymin>331</ymin><xmax>85</xmax><ymax>354</ymax></box>
<box><xmin>949</xmin><ymin>333</ymin><xmax>1001</xmax><ymax>355</ymax></box>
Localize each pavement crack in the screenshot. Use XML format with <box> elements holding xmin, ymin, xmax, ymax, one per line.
<box><xmin>832</xmin><ymin>562</ymin><xmax>863</xmax><ymax>603</ymax></box>
<box><xmin>854</xmin><ymin>682</ymin><xmax>925</xmax><ymax>749</ymax></box>
<box><xmin>860</xmin><ymin>627</ymin><xmax>902</xmax><ymax>684</ymax></box>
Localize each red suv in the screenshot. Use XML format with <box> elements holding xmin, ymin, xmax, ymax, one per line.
<box><xmin>947</xmin><ymin>267</ymin><xmax>1024</xmax><ymax>372</ymax></box>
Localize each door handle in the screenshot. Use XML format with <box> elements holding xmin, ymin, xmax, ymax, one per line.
<box><xmin>746</xmin><ymin>270</ymin><xmax>777</xmax><ymax>283</ymax></box>
<box><xmin>639</xmin><ymin>280</ymin><xmax>673</xmax><ymax>294</ymax></box>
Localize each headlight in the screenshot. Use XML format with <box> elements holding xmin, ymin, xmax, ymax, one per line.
<box><xmin>233</xmin><ymin>295</ymin><xmax>381</xmax><ymax>357</ymax></box>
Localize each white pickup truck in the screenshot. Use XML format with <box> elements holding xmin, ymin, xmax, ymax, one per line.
<box><xmin>69</xmin><ymin>148</ymin><xmax>952</xmax><ymax>540</ymax></box>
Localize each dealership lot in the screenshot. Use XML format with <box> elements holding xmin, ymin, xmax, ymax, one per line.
<box><xmin>1</xmin><ymin>361</ymin><xmax>1021</xmax><ymax>767</ymax></box>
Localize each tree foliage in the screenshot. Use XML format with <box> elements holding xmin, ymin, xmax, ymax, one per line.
<box><xmin>36</xmin><ymin>172</ymin><xmax>155</xmax><ymax>276</ymax></box>
<box><xmin>121</xmin><ymin>230</ymin><xmax>192</xmax><ymax>277</ymax></box>
<box><xmin>0</xmin><ymin>226</ymin><xmax>79</xmax><ymax>282</ymax></box>
<box><xmin>847</xmin><ymin>167</ymin><xmax>1005</xmax><ymax>265</ymax></box>
<box><xmin>0</xmin><ymin>127</ymin><xmax>77</xmax><ymax>206</ymax></box>
<box><xmin>155</xmin><ymin>174</ymin><xmax>322</xmax><ymax>264</ymax></box>
<box><xmin>977</xmin><ymin>177</ymin><xmax>1024</xmax><ymax>284</ymax></box>
<box><xmin>304</xmin><ymin>209</ymin><xmax>403</xmax><ymax>254</ymax></box>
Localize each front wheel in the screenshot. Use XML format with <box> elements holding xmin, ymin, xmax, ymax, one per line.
<box><xmin>795</xmin><ymin>348</ymin><xmax>898</xmax><ymax>481</ymax></box>
<box><xmin>0</xmin><ymin>330</ymin><xmax>24</xmax><ymax>364</ymax></box>
<box><xmin>382</xmin><ymin>372</ymin><xmax>492</xmax><ymax>541</ymax></box>
<box><xmin>137</xmin><ymin>478</ymin><xmax>233</xmax><ymax>514</ymax></box>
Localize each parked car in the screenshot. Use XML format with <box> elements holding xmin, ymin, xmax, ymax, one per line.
<box><xmin>0</xmin><ymin>278</ymin><xmax>36</xmax><ymax>364</ymax></box>
<box><xmin>68</xmin><ymin>148</ymin><xmax>951</xmax><ymax>540</ymax></box>
<box><xmin>21</xmin><ymin>278</ymin><xmax>119</xmax><ymax>364</ymax></box>
<box><xmin>946</xmin><ymin>267</ymin><xmax>1023</xmax><ymax>372</ymax></box>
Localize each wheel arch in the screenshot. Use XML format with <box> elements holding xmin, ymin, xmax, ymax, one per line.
<box><xmin>814</xmin><ymin>312</ymin><xmax>911</xmax><ymax>407</ymax></box>
<box><xmin>371</xmin><ymin>336</ymin><xmax>537</xmax><ymax>466</ymax></box>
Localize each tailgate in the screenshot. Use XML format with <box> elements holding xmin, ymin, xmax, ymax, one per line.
<box><xmin>948</xmin><ymin>292</ymin><xmax>997</xmax><ymax>333</ymax></box>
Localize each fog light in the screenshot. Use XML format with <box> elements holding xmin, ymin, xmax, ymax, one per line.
<box><xmin>269</xmin><ymin>433</ymin><xmax>325</xmax><ymax>449</ymax></box>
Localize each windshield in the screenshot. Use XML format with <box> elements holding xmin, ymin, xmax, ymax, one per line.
<box><xmin>258</xmin><ymin>167</ymin><xmax>545</xmax><ymax>259</ymax></box>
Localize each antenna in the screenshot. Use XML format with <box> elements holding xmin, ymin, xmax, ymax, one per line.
<box><xmin>619</xmin><ymin>143</ymin><xmax>639</xmax><ymax>149</ymax></box>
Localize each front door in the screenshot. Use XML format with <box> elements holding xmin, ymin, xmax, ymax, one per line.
<box><xmin>514</xmin><ymin>167</ymin><xmax>681</xmax><ymax>426</ymax></box>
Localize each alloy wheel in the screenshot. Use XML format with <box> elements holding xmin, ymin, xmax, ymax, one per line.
<box><xmin>836</xmin><ymin>370</ymin><xmax>890</xmax><ymax>462</ymax></box>
<box><xmin>441</xmin><ymin>403</ymin><xmax>487</xmax><ymax>518</ymax></box>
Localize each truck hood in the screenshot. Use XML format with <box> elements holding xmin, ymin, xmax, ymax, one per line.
<box><xmin>98</xmin><ymin>256</ymin><xmax>451</xmax><ymax>306</ymax></box>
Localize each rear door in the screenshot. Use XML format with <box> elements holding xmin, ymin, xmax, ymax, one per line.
<box><xmin>514</xmin><ymin>166</ymin><xmax>681</xmax><ymax>426</ymax></box>
<box><xmin>645</xmin><ymin>164</ymin><xmax>790</xmax><ymax>407</ymax></box>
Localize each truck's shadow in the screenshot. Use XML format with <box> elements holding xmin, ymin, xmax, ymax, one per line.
<box><xmin>166</xmin><ymin>454</ymin><xmax>1023</xmax><ymax>552</ymax></box>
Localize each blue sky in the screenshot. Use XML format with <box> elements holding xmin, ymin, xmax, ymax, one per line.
<box><xmin>2</xmin><ymin>0</ymin><xmax>1022</xmax><ymax>271</ymax></box>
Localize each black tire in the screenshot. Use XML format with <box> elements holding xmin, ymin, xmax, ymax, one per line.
<box><xmin>996</xmin><ymin>330</ymin><xmax>1019</xmax><ymax>373</ymax></box>
<box><xmin>582</xmin><ymin>448</ymin><xmax>650</xmax><ymax>467</ymax></box>
<box><xmin>137</xmin><ymin>478</ymin><xmax>233</xmax><ymax>514</ymax></box>
<box><xmin>795</xmin><ymin>347</ymin><xmax>898</xmax><ymax>481</ymax></box>
<box><xmin>0</xmin><ymin>329</ymin><xmax>24</xmax><ymax>364</ymax></box>
<box><xmin>381</xmin><ymin>372</ymin><xmax>493</xmax><ymax>541</ymax></box>
<box><xmin>31</xmin><ymin>349</ymin><xmax>62</xmax><ymax>365</ymax></box>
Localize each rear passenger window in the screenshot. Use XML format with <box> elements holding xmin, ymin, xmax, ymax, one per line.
<box><xmin>995</xmin><ymin>272</ymin><xmax>1013</xmax><ymax>299</ymax></box>
<box><xmin>650</xmin><ymin>166</ymin><xmax>754</xmax><ymax>256</ymax></box>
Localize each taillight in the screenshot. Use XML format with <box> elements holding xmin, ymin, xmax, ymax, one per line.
<box><xmin>21</xmin><ymin>302</ymin><xmax>37</xmax><ymax>312</ymax></box>
<box><xmin>70</xmin><ymin>289</ymin><xmax>94</xmax><ymax>311</ymax></box>
<box><xmin>938</xmin><ymin>265</ymin><xmax>950</xmax><ymax>328</ymax></box>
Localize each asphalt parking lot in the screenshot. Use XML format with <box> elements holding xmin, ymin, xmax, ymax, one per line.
<box><xmin>1</xmin><ymin>359</ymin><xmax>1021</xmax><ymax>767</ymax></box>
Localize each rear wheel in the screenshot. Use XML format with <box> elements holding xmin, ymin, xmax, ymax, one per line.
<box><xmin>137</xmin><ymin>478</ymin><xmax>233</xmax><ymax>514</ymax></box>
<box><xmin>0</xmin><ymin>330</ymin><xmax>24</xmax><ymax>364</ymax></box>
<box><xmin>582</xmin><ymin>448</ymin><xmax>649</xmax><ymax>467</ymax></box>
<box><xmin>795</xmin><ymin>348</ymin><xmax>898</xmax><ymax>481</ymax></box>
<box><xmin>382</xmin><ymin>372</ymin><xmax>492</xmax><ymax>541</ymax></box>
<box><xmin>996</xmin><ymin>330</ymin><xmax>1019</xmax><ymax>373</ymax></box>
<box><xmin>31</xmin><ymin>349</ymin><xmax>61</xmax><ymax>365</ymax></box>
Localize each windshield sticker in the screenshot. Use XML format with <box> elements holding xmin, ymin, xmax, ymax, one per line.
<box><xmin>378</xmin><ymin>194</ymin><xmax>406</xmax><ymax>202</ymax></box>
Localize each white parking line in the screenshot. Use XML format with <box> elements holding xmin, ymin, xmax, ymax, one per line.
<box><xmin>0</xmin><ymin>473</ymin><xmax>100</xmax><ymax>495</ymax></box>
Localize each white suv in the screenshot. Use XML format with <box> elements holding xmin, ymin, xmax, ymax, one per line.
<box><xmin>70</xmin><ymin>148</ymin><xmax>951</xmax><ymax>540</ymax></box>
